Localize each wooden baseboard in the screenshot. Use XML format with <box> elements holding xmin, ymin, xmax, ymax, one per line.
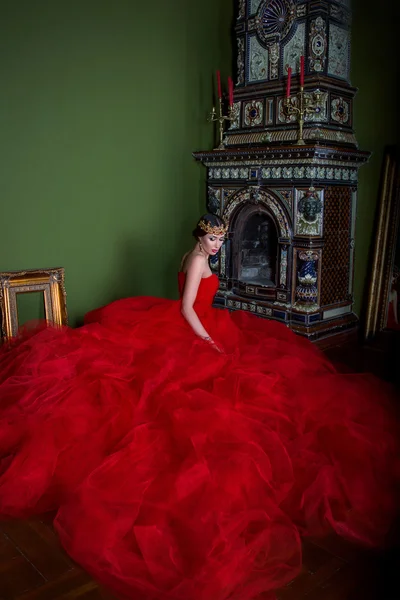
<box><xmin>314</xmin><ymin>327</ymin><xmax>359</xmax><ymax>350</ymax></box>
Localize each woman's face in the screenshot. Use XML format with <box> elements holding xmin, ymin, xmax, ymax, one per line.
<box><xmin>200</xmin><ymin>233</ymin><xmax>225</xmax><ymax>256</ymax></box>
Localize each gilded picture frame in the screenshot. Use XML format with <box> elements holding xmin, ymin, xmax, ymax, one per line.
<box><xmin>0</xmin><ymin>267</ymin><xmax>68</xmax><ymax>341</ymax></box>
<box><xmin>363</xmin><ymin>147</ymin><xmax>400</xmax><ymax>340</ymax></box>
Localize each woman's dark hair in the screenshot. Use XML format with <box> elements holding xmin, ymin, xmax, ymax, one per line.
<box><xmin>192</xmin><ymin>213</ymin><xmax>226</xmax><ymax>239</ymax></box>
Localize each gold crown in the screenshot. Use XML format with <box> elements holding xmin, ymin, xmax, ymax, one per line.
<box><xmin>198</xmin><ymin>219</ymin><xmax>228</xmax><ymax>236</ymax></box>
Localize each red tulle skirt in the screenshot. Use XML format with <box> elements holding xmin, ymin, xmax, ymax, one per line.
<box><xmin>0</xmin><ymin>285</ymin><xmax>399</xmax><ymax>600</ymax></box>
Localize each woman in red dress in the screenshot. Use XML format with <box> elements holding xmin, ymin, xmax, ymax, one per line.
<box><xmin>0</xmin><ymin>214</ymin><xmax>398</xmax><ymax>600</ymax></box>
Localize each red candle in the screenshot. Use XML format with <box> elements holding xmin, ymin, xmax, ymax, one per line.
<box><xmin>216</xmin><ymin>70</ymin><xmax>222</xmax><ymax>99</ymax></box>
<box><xmin>300</xmin><ymin>55</ymin><xmax>305</xmax><ymax>87</ymax></box>
<box><xmin>228</xmin><ymin>76</ymin><xmax>234</xmax><ymax>106</ymax></box>
<box><xmin>286</xmin><ymin>66</ymin><xmax>292</xmax><ymax>97</ymax></box>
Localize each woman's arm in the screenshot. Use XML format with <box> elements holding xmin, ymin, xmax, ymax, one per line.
<box><xmin>181</xmin><ymin>255</ymin><xmax>211</xmax><ymax>340</ymax></box>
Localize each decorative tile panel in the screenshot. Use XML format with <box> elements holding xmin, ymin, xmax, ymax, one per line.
<box><xmin>229</xmin><ymin>102</ymin><xmax>241</xmax><ymax>130</ymax></box>
<box><xmin>278</xmin><ymin>91</ymin><xmax>327</xmax><ymax>123</ymax></box>
<box><xmin>328</xmin><ymin>24</ymin><xmax>350</xmax><ymax>80</ymax></box>
<box><xmin>248</xmin><ymin>35</ymin><xmax>268</xmax><ymax>83</ymax></box>
<box><xmin>283</xmin><ymin>22</ymin><xmax>306</xmax><ymax>74</ymax></box>
<box><xmin>237</xmin><ymin>38</ymin><xmax>245</xmax><ymax>85</ymax></box>
<box><xmin>208</xmin><ymin>164</ymin><xmax>358</xmax><ymax>183</ymax></box>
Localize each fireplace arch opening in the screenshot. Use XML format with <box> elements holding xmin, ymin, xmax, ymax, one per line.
<box><xmin>232</xmin><ymin>206</ymin><xmax>278</xmax><ymax>288</ymax></box>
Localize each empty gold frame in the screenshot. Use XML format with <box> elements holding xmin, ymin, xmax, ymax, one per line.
<box><xmin>0</xmin><ymin>268</ymin><xmax>68</xmax><ymax>340</ymax></box>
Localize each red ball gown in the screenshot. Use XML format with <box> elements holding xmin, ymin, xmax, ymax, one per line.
<box><xmin>0</xmin><ymin>273</ymin><xmax>399</xmax><ymax>600</ymax></box>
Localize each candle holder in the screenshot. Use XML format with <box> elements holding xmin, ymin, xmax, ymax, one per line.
<box><xmin>208</xmin><ymin>98</ymin><xmax>233</xmax><ymax>150</ymax></box>
<box><xmin>283</xmin><ymin>67</ymin><xmax>323</xmax><ymax>146</ymax></box>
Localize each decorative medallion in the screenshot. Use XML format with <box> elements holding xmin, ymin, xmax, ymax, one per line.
<box><xmin>309</xmin><ymin>17</ymin><xmax>327</xmax><ymax>73</ymax></box>
<box><xmin>244</xmin><ymin>100</ymin><xmax>264</xmax><ymax>127</ymax></box>
<box><xmin>306</xmin><ymin>90</ymin><xmax>328</xmax><ymax>122</ymax></box>
<box><xmin>256</xmin><ymin>0</ymin><xmax>297</xmax><ymax>44</ymax></box>
<box><xmin>328</xmin><ymin>24</ymin><xmax>350</xmax><ymax>80</ymax></box>
<box><xmin>249</xmin><ymin>35</ymin><xmax>269</xmax><ymax>82</ymax></box>
<box><xmin>331</xmin><ymin>97</ymin><xmax>349</xmax><ymax>124</ymax></box>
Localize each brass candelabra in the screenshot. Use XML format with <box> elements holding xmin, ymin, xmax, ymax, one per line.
<box><xmin>283</xmin><ymin>78</ymin><xmax>322</xmax><ymax>145</ymax></box>
<box><xmin>209</xmin><ymin>98</ymin><xmax>233</xmax><ymax>150</ymax></box>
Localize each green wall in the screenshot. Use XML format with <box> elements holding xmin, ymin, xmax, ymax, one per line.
<box><xmin>1</xmin><ymin>0</ymin><xmax>398</xmax><ymax>327</ymax></box>
<box><xmin>0</xmin><ymin>0</ymin><xmax>233</xmax><ymax>326</ymax></box>
<box><xmin>351</xmin><ymin>0</ymin><xmax>399</xmax><ymax>316</ymax></box>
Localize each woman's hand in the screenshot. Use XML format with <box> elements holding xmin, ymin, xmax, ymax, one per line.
<box><xmin>202</xmin><ymin>336</ymin><xmax>224</xmax><ymax>354</ymax></box>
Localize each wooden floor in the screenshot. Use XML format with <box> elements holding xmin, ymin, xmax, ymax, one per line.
<box><xmin>0</xmin><ymin>514</ymin><xmax>111</xmax><ymax>600</ymax></box>
<box><xmin>1</xmin><ymin>514</ymin><xmax>398</xmax><ymax>600</ymax></box>
<box><xmin>1</xmin><ymin>331</ymin><xmax>399</xmax><ymax>599</ymax></box>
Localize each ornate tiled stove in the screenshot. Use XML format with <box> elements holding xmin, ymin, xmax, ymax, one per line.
<box><xmin>193</xmin><ymin>0</ymin><xmax>369</xmax><ymax>340</ymax></box>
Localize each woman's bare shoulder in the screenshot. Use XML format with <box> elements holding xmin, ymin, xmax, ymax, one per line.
<box><xmin>181</xmin><ymin>250</ymin><xmax>205</xmax><ymax>274</ymax></box>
